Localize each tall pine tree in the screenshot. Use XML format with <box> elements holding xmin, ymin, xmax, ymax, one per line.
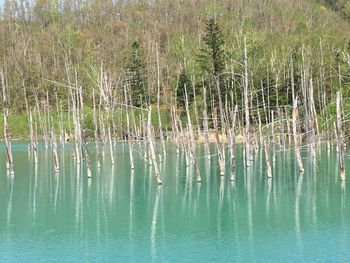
<box><xmin>176</xmin><ymin>68</ymin><xmax>193</xmax><ymax>109</ymax></box>
<box><xmin>199</xmin><ymin>18</ymin><xmax>226</xmax><ymax>109</ymax></box>
<box><xmin>201</xmin><ymin>18</ymin><xmax>225</xmax><ymax>79</ymax></box>
<box><xmin>126</xmin><ymin>41</ymin><xmax>147</xmax><ymax>107</ymax></box>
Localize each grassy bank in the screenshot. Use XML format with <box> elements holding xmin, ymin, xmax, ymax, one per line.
<box><xmin>0</xmin><ymin>106</ymin><xmax>172</xmax><ymax>140</ymax></box>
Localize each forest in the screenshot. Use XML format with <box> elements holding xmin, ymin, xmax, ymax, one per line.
<box><xmin>1</xmin><ymin>0</ymin><xmax>350</xmax><ymax>181</ymax></box>
<box><xmin>2</xmin><ymin>3</ymin><xmax>350</xmax><ymax>262</ymax></box>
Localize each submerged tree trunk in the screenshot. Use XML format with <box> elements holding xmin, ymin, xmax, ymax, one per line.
<box><xmin>229</xmin><ymin>105</ymin><xmax>238</xmax><ymax>181</ymax></box>
<box><xmin>184</xmin><ymin>84</ymin><xmax>201</xmax><ymax>182</ymax></box>
<box><xmin>213</xmin><ymin>108</ymin><xmax>225</xmax><ymax>176</ymax></box>
<box><xmin>147</xmin><ymin>108</ymin><xmax>162</xmax><ymax>185</ymax></box>
<box><xmin>156</xmin><ymin>46</ymin><xmax>166</xmax><ymax>157</ymax></box>
<box><xmin>30</xmin><ymin>110</ymin><xmax>38</xmax><ymax>164</ymax></box>
<box><xmin>292</xmin><ymin>97</ymin><xmax>304</xmax><ymax>173</ymax></box>
<box><xmin>32</xmin><ymin>88</ymin><xmax>49</xmax><ymax>149</ymax></box>
<box><xmin>93</xmin><ymin>90</ymin><xmax>100</xmax><ymax>168</ymax></box>
<box><xmin>1</xmin><ymin>70</ymin><xmax>14</xmax><ymax>172</ymax></box>
<box><xmin>336</xmin><ymin>92</ymin><xmax>345</xmax><ymax>181</ymax></box>
<box><xmin>202</xmin><ymin>80</ymin><xmax>211</xmax><ymax>160</ymax></box>
<box><xmin>124</xmin><ymin>85</ymin><xmax>135</xmax><ymax>170</ymax></box>
<box><xmin>24</xmin><ymin>87</ymin><xmax>38</xmax><ymax>164</ymax></box>
<box><xmin>51</xmin><ymin>126</ymin><xmax>59</xmax><ymax>173</ymax></box>
<box><xmin>264</xmin><ymin>140</ymin><xmax>272</xmax><ymax>178</ymax></box>
<box><xmin>108</xmin><ymin>126</ymin><xmax>115</xmax><ymax>165</ymax></box>
<box><xmin>243</xmin><ymin>37</ymin><xmax>251</xmax><ymax>167</ymax></box>
<box><xmin>79</xmin><ymin>86</ymin><xmax>92</xmax><ymax>178</ymax></box>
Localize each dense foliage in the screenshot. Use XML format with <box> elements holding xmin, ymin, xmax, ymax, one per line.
<box><xmin>1</xmin><ymin>0</ymin><xmax>350</xmax><ymax>136</ymax></box>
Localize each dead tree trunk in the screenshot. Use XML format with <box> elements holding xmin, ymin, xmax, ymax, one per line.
<box><xmin>191</xmin><ymin>75</ymin><xmax>201</xmax><ymax>138</ymax></box>
<box><xmin>108</xmin><ymin>126</ymin><xmax>115</xmax><ymax>165</ymax></box>
<box><xmin>271</xmin><ymin>110</ymin><xmax>276</xmax><ymax>163</ymax></box>
<box><xmin>93</xmin><ymin>90</ymin><xmax>100</xmax><ymax>168</ymax></box>
<box><xmin>24</xmin><ymin>87</ymin><xmax>38</xmax><ymax>163</ymax></box>
<box><xmin>32</xmin><ymin>88</ymin><xmax>49</xmax><ymax>148</ymax></box>
<box><xmin>213</xmin><ymin>108</ymin><xmax>225</xmax><ymax>176</ymax></box>
<box><xmin>202</xmin><ymin>80</ymin><xmax>211</xmax><ymax>160</ymax></box>
<box><xmin>264</xmin><ymin>140</ymin><xmax>272</xmax><ymax>178</ymax></box>
<box><xmin>336</xmin><ymin>91</ymin><xmax>345</xmax><ymax>181</ymax></box>
<box><xmin>51</xmin><ymin>126</ymin><xmax>59</xmax><ymax>173</ymax></box>
<box><xmin>55</xmin><ymin>92</ymin><xmax>65</xmax><ymax>145</ymax></box>
<box><xmin>156</xmin><ymin>46</ymin><xmax>166</xmax><ymax>157</ymax></box>
<box><xmin>1</xmin><ymin>70</ymin><xmax>14</xmax><ymax>172</ymax></box>
<box><xmin>171</xmin><ymin>105</ymin><xmax>180</xmax><ymax>154</ymax></box>
<box><xmin>229</xmin><ymin>105</ymin><xmax>238</xmax><ymax>181</ymax></box>
<box><xmin>79</xmin><ymin>86</ymin><xmax>92</xmax><ymax>178</ymax></box>
<box><xmin>147</xmin><ymin>108</ymin><xmax>162</xmax><ymax>185</ymax></box>
<box><xmin>292</xmin><ymin>97</ymin><xmax>304</xmax><ymax>173</ymax></box>
<box><xmin>243</xmin><ymin>37</ymin><xmax>251</xmax><ymax>166</ymax></box>
<box><xmin>30</xmin><ymin>110</ymin><xmax>38</xmax><ymax>164</ymax></box>
<box><xmin>124</xmin><ymin>85</ymin><xmax>134</xmax><ymax>170</ymax></box>
<box><xmin>71</xmin><ymin>84</ymin><xmax>82</xmax><ymax>164</ymax></box>
<box><xmin>308</xmin><ymin>78</ymin><xmax>317</xmax><ymax>158</ymax></box>
<box><xmin>184</xmin><ymin>84</ymin><xmax>201</xmax><ymax>182</ymax></box>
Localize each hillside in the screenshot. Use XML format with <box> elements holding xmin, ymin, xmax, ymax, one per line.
<box><xmin>0</xmin><ymin>0</ymin><xmax>350</xmax><ymax>137</ymax></box>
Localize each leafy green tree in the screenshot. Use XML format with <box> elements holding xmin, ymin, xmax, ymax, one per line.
<box><xmin>126</xmin><ymin>41</ymin><xmax>147</xmax><ymax>107</ymax></box>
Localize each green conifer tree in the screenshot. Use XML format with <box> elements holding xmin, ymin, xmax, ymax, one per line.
<box><xmin>201</xmin><ymin>18</ymin><xmax>225</xmax><ymax>79</ymax></box>
<box><xmin>127</xmin><ymin>41</ymin><xmax>147</xmax><ymax>107</ymax></box>
<box><xmin>198</xmin><ymin>18</ymin><xmax>226</xmax><ymax>109</ymax></box>
<box><xmin>176</xmin><ymin>69</ymin><xmax>193</xmax><ymax>108</ymax></box>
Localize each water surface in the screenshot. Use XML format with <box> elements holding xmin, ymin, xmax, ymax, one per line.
<box><xmin>0</xmin><ymin>143</ymin><xmax>349</xmax><ymax>262</ymax></box>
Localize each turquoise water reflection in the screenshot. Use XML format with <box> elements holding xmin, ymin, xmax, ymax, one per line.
<box><xmin>0</xmin><ymin>143</ymin><xmax>349</xmax><ymax>262</ymax></box>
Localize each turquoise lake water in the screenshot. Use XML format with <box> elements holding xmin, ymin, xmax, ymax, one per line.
<box><xmin>0</xmin><ymin>142</ymin><xmax>349</xmax><ymax>262</ymax></box>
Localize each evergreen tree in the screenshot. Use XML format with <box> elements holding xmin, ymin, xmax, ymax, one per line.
<box><xmin>198</xmin><ymin>18</ymin><xmax>226</xmax><ymax>108</ymax></box>
<box><xmin>200</xmin><ymin>18</ymin><xmax>225</xmax><ymax>81</ymax></box>
<box><xmin>126</xmin><ymin>41</ymin><xmax>147</xmax><ymax>107</ymax></box>
<box><xmin>176</xmin><ymin>69</ymin><xmax>193</xmax><ymax>108</ymax></box>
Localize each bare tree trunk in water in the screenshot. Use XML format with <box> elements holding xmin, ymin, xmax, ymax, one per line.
<box><xmin>292</xmin><ymin>97</ymin><xmax>304</xmax><ymax>173</ymax></box>
<box><xmin>147</xmin><ymin>108</ymin><xmax>162</xmax><ymax>185</ymax></box>
<box><xmin>51</xmin><ymin>126</ymin><xmax>59</xmax><ymax>173</ymax></box>
<box><xmin>1</xmin><ymin>70</ymin><xmax>14</xmax><ymax>173</ymax></box>
<box><xmin>264</xmin><ymin>140</ymin><xmax>272</xmax><ymax>178</ymax></box>
<box><xmin>243</xmin><ymin>37</ymin><xmax>251</xmax><ymax>167</ymax></box>
<box><xmin>336</xmin><ymin>92</ymin><xmax>345</xmax><ymax>181</ymax></box>
<box><xmin>156</xmin><ymin>45</ymin><xmax>166</xmax><ymax>157</ymax></box>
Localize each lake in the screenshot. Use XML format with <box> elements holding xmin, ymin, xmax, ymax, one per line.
<box><xmin>0</xmin><ymin>142</ymin><xmax>349</xmax><ymax>262</ymax></box>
